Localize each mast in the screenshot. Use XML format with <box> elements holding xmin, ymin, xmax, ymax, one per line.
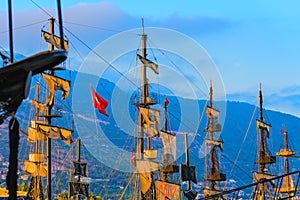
<box><xmin>8</xmin><ymin>0</ymin><xmax>13</xmax><ymax>63</ymax></box>
<box><xmin>68</xmin><ymin>138</ymin><xmax>89</xmax><ymax>198</ymax></box>
<box><xmin>25</xmin><ymin>74</ymin><xmax>46</xmax><ymax>200</ymax></box>
<box><xmin>276</xmin><ymin>127</ymin><xmax>296</xmax><ymax>197</ymax></box>
<box><xmin>137</xmin><ymin>20</ymin><xmax>147</xmax><ymax>160</ymax></box>
<box><xmin>46</xmin><ymin>16</ymin><xmax>55</xmax><ymax>200</ymax></box>
<box><xmin>203</xmin><ymin>81</ymin><xmax>226</xmax><ymax>197</ymax></box>
<box><xmin>253</xmin><ymin>84</ymin><xmax>276</xmax><ymax>200</ymax></box>
<box><xmin>135</xmin><ymin>19</ymin><xmax>160</xmax><ymax>200</ymax></box>
<box><xmin>57</xmin><ymin>0</ymin><xmax>65</xmax><ymax>51</ymax></box>
<box><xmin>184</xmin><ymin>132</ymin><xmax>191</xmax><ymax>190</ymax></box>
<box><xmin>258</xmin><ymin>84</ymin><xmax>266</xmax><ymax>173</ymax></box>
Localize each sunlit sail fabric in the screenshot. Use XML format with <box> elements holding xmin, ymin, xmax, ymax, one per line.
<box><xmin>42</xmin><ymin>30</ymin><xmax>69</xmax><ymax>53</ymax></box>
<box><xmin>139</xmin><ymin>107</ymin><xmax>160</xmax><ymax>137</ymax></box>
<box><xmin>31</xmin><ymin>100</ymin><xmax>47</xmax><ymax>114</ymax></box>
<box><xmin>23</xmin><ymin>161</ymin><xmax>47</xmax><ymax>177</ymax></box>
<box><xmin>156</xmin><ymin>180</ymin><xmax>181</xmax><ymax>200</ymax></box>
<box><xmin>206</xmin><ymin>106</ymin><xmax>220</xmax><ymax>119</ymax></box>
<box><xmin>38</xmin><ymin>124</ymin><xmax>73</xmax><ymax>145</ymax></box>
<box><xmin>136</xmin><ymin>160</ymin><xmax>161</xmax><ymax>194</ymax></box>
<box><xmin>42</xmin><ymin>73</ymin><xmax>70</xmax><ymax>106</ymax></box>
<box><xmin>137</xmin><ymin>54</ymin><xmax>158</xmax><ymax>74</ymax></box>
<box><xmin>27</xmin><ymin>126</ymin><xmax>46</xmax><ymax>143</ymax></box>
<box><xmin>160</xmin><ymin>130</ymin><xmax>176</xmax><ymax>161</ymax></box>
<box><xmin>256</xmin><ymin>120</ymin><xmax>271</xmax><ymax>132</ymax></box>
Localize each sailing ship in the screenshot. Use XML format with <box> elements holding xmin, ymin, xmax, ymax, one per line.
<box><xmin>197</xmin><ymin>85</ymin><xmax>300</xmax><ymax>200</ymax></box>
<box><xmin>68</xmin><ymin>138</ymin><xmax>90</xmax><ymax>199</ymax></box>
<box><xmin>0</xmin><ymin>0</ymin><xmax>69</xmax><ymax>199</ymax></box>
<box><xmin>203</xmin><ymin>82</ymin><xmax>226</xmax><ymax>198</ymax></box>
<box><xmin>275</xmin><ymin>127</ymin><xmax>298</xmax><ymax>198</ymax></box>
<box><xmin>252</xmin><ymin>85</ymin><xmax>276</xmax><ymax>199</ymax></box>
<box><xmin>22</xmin><ymin>17</ymin><xmax>73</xmax><ymax>200</ymax></box>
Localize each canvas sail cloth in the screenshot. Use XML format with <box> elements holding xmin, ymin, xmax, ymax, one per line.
<box><xmin>205</xmin><ymin>138</ymin><xmax>223</xmax><ymax>151</ymax></box>
<box><xmin>42</xmin><ymin>30</ymin><xmax>69</xmax><ymax>53</ymax></box>
<box><xmin>42</xmin><ymin>73</ymin><xmax>70</xmax><ymax>106</ymax></box>
<box><xmin>139</xmin><ymin>107</ymin><xmax>160</xmax><ymax>137</ymax></box>
<box><xmin>160</xmin><ymin>130</ymin><xmax>176</xmax><ymax>162</ymax></box>
<box><xmin>156</xmin><ymin>180</ymin><xmax>181</xmax><ymax>200</ymax></box>
<box><xmin>136</xmin><ymin>160</ymin><xmax>161</xmax><ymax>194</ymax></box>
<box><xmin>38</xmin><ymin>124</ymin><xmax>73</xmax><ymax>145</ymax></box>
<box><xmin>31</xmin><ymin>100</ymin><xmax>48</xmax><ymax>115</ymax></box>
<box><xmin>137</xmin><ymin>54</ymin><xmax>158</xmax><ymax>74</ymax></box>
<box><xmin>203</xmin><ymin>188</ymin><xmax>227</xmax><ymax>198</ymax></box>
<box><xmin>256</xmin><ymin>120</ymin><xmax>271</xmax><ymax>137</ymax></box>
<box><xmin>276</xmin><ymin>175</ymin><xmax>296</xmax><ymax>193</ymax></box>
<box><xmin>206</xmin><ymin>106</ymin><xmax>220</xmax><ymax>119</ymax></box>
<box><xmin>253</xmin><ymin>171</ymin><xmax>276</xmax><ymax>184</ymax></box>
<box><xmin>68</xmin><ymin>182</ymin><xmax>89</xmax><ymax>197</ymax></box>
<box><xmin>72</xmin><ymin>161</ymin><xmax>88</xmax><ymax>177</ymax></box>
<box><xmin>27</xmin><ymin>126</ymin><xmax>46</xmax><ymax>143</ymax></box>
<box><xmin>23</xmin><ymin>161</ymin><xmax>47</xmax><ymax>177</ymax></box>
<box><xmin>180</xmin><ymin>164</ymin><xmax>197</xmax><ymax>184</ymax></box>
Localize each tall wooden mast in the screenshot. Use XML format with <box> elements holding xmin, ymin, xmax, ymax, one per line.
<box><xmin>68</xmin><ymin>138</ymin><xmax>89</xmax><ymax>198</ymax></box>
<box><xmin>46</xmin><ymin>16</ymin><xmax>55</xmax><ymax>200</ymax></box>
<box><xmin>135</xmin><ymin>20</ymin><xmax>159</xmax><ymax>200</ymax></box>
<box><xmin>8</xmin><ymin>0</ymin><xmax>13</xmax><ymax>63</ymax></box>
<box><xmin>276</xmin><ymin>127</ymin><xmax>297</xmax><ymax>198</ymax></box>
<box><xmin>253</xmin><ymin>84</ymin><xmax>276</xmax><ymax>200</ymax></box>
<box><xmin>137</xmin><ymin>20</ymin><xmax>147</xmax><ymax>161</ymax></box>
<box><xmin>203</xmin><ymin>81</ymin><xmax>226</xmax><ymax>197</ymax></box>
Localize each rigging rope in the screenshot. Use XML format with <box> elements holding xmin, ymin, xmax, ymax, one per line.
<box><xmin>147</xmin><ymin>38</ymin><xmax>208</xmax><ymax>98</ymax></box>
<box><xmin>64</xmin><ymin>21</ymin><xmax>138</xmax><ymax>35</ymax></box>
<box><xmin>0</xmin><ymin>20</ymin><xmax>48</xmax><ymax>34</ymax></box>
<box><xmin>118</xmin><ymin>171</ymin><xmax>136</xmax><ymax>200</ymax></box>
<box><xmin>30</xmin><ymin>0</ymin><xmax>52</xmax><ymax>18</ymax></box>
<box><xmin>223</xmin><ymin>100</ymin><xmax>258</xmax><ymax>190</ymax></box>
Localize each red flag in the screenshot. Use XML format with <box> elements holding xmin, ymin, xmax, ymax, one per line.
<box><xmin>90</xmin><ymin>86</ymin><xmax>109</xmax><ymax>117</ymax></box>
<box><xmin>164</xmin><ymin>97</ymin><xmax>169</xmax><ymax>107</ymax></box>
<box><xmin>130</xmin><ymin>151</ymin><xmax>136</xmax><ymax>166</ymax></box>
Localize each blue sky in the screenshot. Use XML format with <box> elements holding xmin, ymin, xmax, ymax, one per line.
<box><xmin>1</xmin><ymin>0</ymin><xmax>300</xmax><ymax>116</ymax></box>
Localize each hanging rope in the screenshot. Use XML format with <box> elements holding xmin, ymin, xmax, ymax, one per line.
<box><xmin>223</xmin><ymin>100</ymin><xmax>258</xmax><ymax>190</ymax></box>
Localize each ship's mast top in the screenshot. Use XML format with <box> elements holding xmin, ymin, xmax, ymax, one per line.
<box><xmin>209</xmin><ymin>80</ymin><xmax>213</xmax><ymax>107</ymax></box>
<box><xmin>259</xmin><ymin>83</ymin><xmax>263</xmax><ymax>121</ymax></box>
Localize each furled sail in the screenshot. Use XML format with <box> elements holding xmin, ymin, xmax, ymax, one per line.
<box><xmin>137</xmin><ymin>54</ymin><xmax>158</xmax><ymax>74</ymax></box>
<box><xmin>23</xmin><ymin>161</ymin><xmax>47</xmax><ymax>177</ymax></box>
<box><xmin>42</xmin><ymin>30</ymin><xmax>69</xmax><ymax>53</ymax></box>
<box><xmin>31</xmin><ymin>100</ymin><xmax>47</xmax><ymax>115</ymax></box>
<box><xmin>27</xmin><ymin>126</ymin><xmax>46</xmax><ymax>143</ymax></box>
<box><xmin>42</xmin><ymin>73</ymin><xmax>70</xmax><ymax>106</ymax></box>
<box><xmin>38</xmin><ymin>124</ymin><xmax>73</xmax><ymax>145</ymax></box>
<box><xmin>205</xmin><ymin>138</ymin><xmax>223</xmax><ymax>151</ymax></box>
<box><xmin>253</xmin><ymin>171</ymin><xmax>276</xmax><ymax>183</ymax></box>
<box><xmin>256</xmin><ymin>120</ymin><xmax>271</xmax><ymax>132</ymax></box>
